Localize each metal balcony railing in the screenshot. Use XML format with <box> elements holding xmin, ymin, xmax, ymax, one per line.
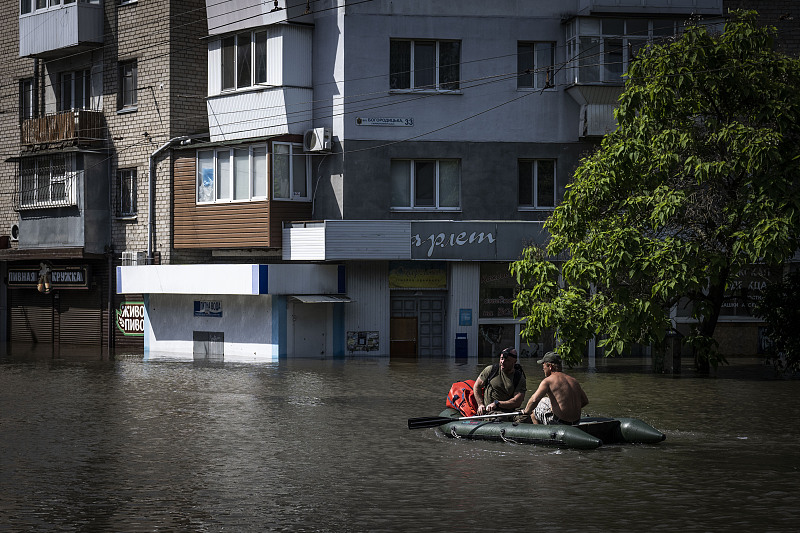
<box><xmin>17</xmin><ymin>172</ymin><xmax>79</xmax><ymax>210</ymax></box>
<box><xmin>20</xmin><ymin>110</ymin><xmax>104</xmax><ymax>148</ymax></box>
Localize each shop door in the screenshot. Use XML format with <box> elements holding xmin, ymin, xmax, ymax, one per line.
<box><xmin>291</xmin><ymin>302</ymin><xmax>327</xmax><ymax>357</ymax></box>
<box><xmin>9</xmin><ymin>290</ymin><xmax>54</xmax><ymax>344</ymax></box>
<box><xmin>390</xmin><ymin>294</ymin><xmax>445</xmax><ymax>357</ymax></box>
<box><xmin>59</xmin><ymin>288</ymin><xmax>103</xmax><ymax>346</ymax></box>
<box><xmin>390</xmin><ymin>317</ymin><xmax>418</xmax><ymax>357</ymax></box>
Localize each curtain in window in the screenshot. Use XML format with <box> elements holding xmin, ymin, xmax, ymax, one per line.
<box><xmin>391</xmin><ymin>160</ymin><xmax>410</xmax><ymax>207</ymax></box>
<box><xmin>234</xmin><ymin>149</ymin><xmax>250</xmax><ymax>200</ymax></box>
<box><xmin>439</xmin><ymin>42</ymin><xmax>460</xmax><ymax>90</ymax></box>
<box><xmin>252</xmin><ymin>147</ymin><xmax>267</xmax><ymax>197</ymax></box>
<box><xmin>272</xmin><ymin>144</ymin><xmax>290</xmax><ymax>199</ymax></box>
<box><xmin>414</xmin><ymin>160</ymin><xmax>435</xmax><ymax>207</ymax></box>
<box><xmin>216</xmin><ymin>150</ymin><xmax>231</xmax><ymax>200</ymax></box>
<box><xmin>197</xmin><ymin>151</ymin><xmax>214</xmax><ymax>202</ymax></box>
<box><xmin>390</xmin><ymin>41</ymin><xmax>411</xmax><ymax>89</ymax></box>
<box><xmin>414</xmin><ymin>41</ymin><xmax>436</xmax><ymax>89</ymax></box>
<box><xmin>438</xmin><ymin>160</ymin><xmax>460</xmax><ymax>207</ymax></box>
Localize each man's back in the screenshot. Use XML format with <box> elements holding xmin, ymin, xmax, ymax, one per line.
<box><xmin>545</xmin><ymin>372</ymin><xmax>588</xmax><ymax>422</ymax></box>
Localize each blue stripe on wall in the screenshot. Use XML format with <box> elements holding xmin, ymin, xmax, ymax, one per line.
<box><xmin>273</xmin><ymin>295</ymin><xmax>286</xmax><ymax>359</ymax></box>
<box><xmin>259</xmin><ymin>264</ymin><xmax>269</xmax><ymax>294</ymax></box>
<box><xmin>143</xmin><ymin>294</ymin><xmax>150</xmax><ymax>356</ymax></box>
<box><xmin>116</xmin><ymin>266</ymin><xmax>122</xmax><ymax>294</ymax></box>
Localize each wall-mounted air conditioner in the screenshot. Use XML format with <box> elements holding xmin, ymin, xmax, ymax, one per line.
<box><xmin>303</xmin><ymin>127</ymin><xmax>332</xmax><ymax>152</ymax></box>
<box><xmin>10</xmin><ymin>223</ymin><xmax>19</xmax><ymax>242</ymax></box>
<box><xmin>121</xmin><ymin>251</ymin><xmax>146</xmax><ymax>266</ymax></box>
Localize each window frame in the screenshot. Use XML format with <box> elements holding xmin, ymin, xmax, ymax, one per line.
<box><xmin>196</xmin><ymin>144</ymin><xmax>272</xmax><ymax>205</ymax></box>
<box><xmin>389</xmin><ymin>39</ymin><xmax>461</xmax><ymax>92</ymax></box>
<box><xmin>271</xmin><ymin>142</ymin><xmax>311</xmax><ymax>202</ymax></box>
<box><xmin>18</xmin><ymin>154</ymin><xmax>77</xmax><ymax>209</ymax></box>
<box><xmin>19</xmin><ymin>78</ymin><xmax>34</xmax><ymax>121</ymax></box>
<box><xmin>59</xmin><ymin>69</ymin><xmax>92</xmax><ymax>112</ymax></box>
<box><xmin>117</xmin><ymin>167</ymin><xmax>137</xmax><ymax>218</ymax></box>
<box><xmin>220</xmin><ymin>29</ymin><xmax>269</xmax><ymax>92</ymax></box>
<box><xmin>117</xmin><ymin>60</ymin><xmax>138</xmax><ymax>111</ymax></box>
<box><xmin>518</xmin><ymin>159</ymin><xmax>556</xmax><ymax>210</ymax></box>
<box><xmin>390</xmin><ymin>158</ymin><xmax>461</xmax><ymax>211</ymax></box>
<box><xmin>517</xmin><ymin>41</ymin><xmax>556</xmax><ymax>90</ymax></box>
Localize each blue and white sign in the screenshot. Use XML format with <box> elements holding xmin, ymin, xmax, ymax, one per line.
<box><xmin>194</xmin><ymin>300</ymin><xmax>222</xmax><ymax>317</ymax></box>
<box><xmin>355</xmin><ymin>117</ymin><xmax>414</xmax><ymax>127</ymax></box>
<box><xmin>459</xmin><ymin>308</ymin><xmax>473</xmax><ymax>327</ymax></box>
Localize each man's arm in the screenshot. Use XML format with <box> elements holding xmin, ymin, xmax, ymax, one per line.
<box><xmin>473</xmin><ymin>376</ymin><xmax>487</xmax><ymax>415</ymax></box>
<box><xmin>522</xmin><ymin>379</ymin><xmax>549</xmax><ymax>415</ymax></box>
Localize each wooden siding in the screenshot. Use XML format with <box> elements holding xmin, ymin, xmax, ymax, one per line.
<box><xmin>173</xmin><ymin>154</ymin><xmax>312</xmax><ymax>249</ymax></box>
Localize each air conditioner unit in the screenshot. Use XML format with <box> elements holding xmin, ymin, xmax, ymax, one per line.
<box><xmin>121</xmin><ymin>251</ymin><xmax>144</xmax><ymax>266</ymax></box>
<box><xmin>303</xmin><ymin>127</ymin><xmax>331</xmax><ymax>152</ymax></box>
<box><xmin>10</xmin><ymin>223</ymin><xmax>19</xmax><ymax>242</ymax></box>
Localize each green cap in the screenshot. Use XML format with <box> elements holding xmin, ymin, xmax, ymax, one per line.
<box><xmin>537</xmin><ymin>351</ymin><xmax>561</xmax><ymax>365</ymax></box>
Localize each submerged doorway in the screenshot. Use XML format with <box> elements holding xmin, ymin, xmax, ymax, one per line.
<box><xmin>390</xmin><ymin>293</ymin><xmax>445</xmax><ymax>357</ymax></box>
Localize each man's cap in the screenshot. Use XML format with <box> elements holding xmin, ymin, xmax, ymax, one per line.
<box><xmin>500</xmin><ymin>347</ymin><xmax>517</xmax><ymax>358</ymax></box>
<box><xmin>537</xmin><ymin>351</ymin><xmax>561</xmax><ymax>365</ymax></box>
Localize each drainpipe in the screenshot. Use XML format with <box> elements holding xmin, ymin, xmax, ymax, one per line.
<box><xmin>147</xmin><ymin>134</ymin><xmax>207</xmax><ymax>262</ymax></box>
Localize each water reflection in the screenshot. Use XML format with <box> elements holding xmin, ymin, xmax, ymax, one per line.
<box><xmin>0</xmin><ymin>350</ymin><xmax>797</xmax><ymax>532</ymax></box>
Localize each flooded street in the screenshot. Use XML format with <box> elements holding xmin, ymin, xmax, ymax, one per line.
<box><xmin>1</xmin><ymin>350</ymin><xmax>798</xmax><ymax>532</ymax></box>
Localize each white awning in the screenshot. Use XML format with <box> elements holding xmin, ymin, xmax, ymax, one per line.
<box><xmin>290</xmin><ymin>295</ymin><xmax>352</xmax><ymax>304</ymax></box>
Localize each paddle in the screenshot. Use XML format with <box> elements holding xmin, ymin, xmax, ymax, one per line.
<box><xmin>408</xmin><ymin>410</ymin><xmax>525</xmax><ymax>430</ymax></box>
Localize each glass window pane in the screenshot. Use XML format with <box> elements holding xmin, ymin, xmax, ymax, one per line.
<box><xmin>580</xmin><ymin>18</ymin><xmax>600</xmax><ymax>34</ymax></box>
<box><xmin>255</xmin><ymin>31</ymin><xmax>267</xmax><ymax>84</ymax></box>
<box><xmin>536</xmin><ymin>160</ymin><xmax>555</xmax><ymax>207</ymax></box>
<box><xmin>414</xmin><ymin>41</ymin><xmax>436</xmax><ymax>89</ymax></box>
<box><xmin>272</xmin><ymin>144</ymin><xmax>290</xmax><ymax>199</ymax></box>
<box><xmin>602</xmin><ymin>18</ymin><xmax>624</xmax><ymax>36</ymax></box>
<box><xmin>390</xmin><ymin>40</ymin><xmax>410</xmax><ymax>89</ymax></box>
<box><xmin>605</xmin><ymin>38</ymin><xmax>624</xmax><ymax>80</ymax></box>
<box><xmin>439</xmin><ymin>41</ymin><xmax>460</xmax><ymax>90</ymax></box>
<box><xmin>61</xmin><ymin>73</ymin><xmax>72</xmax><ymax>111</ymax></box>
<box><xmin>438</xmin><ymin>160</ymin><xmax>460</xmax><ymax>207</ymax></box>
<box><xmin>236</xmin><ymin>32</ymin><xmax>251</xmax><ymax>88</ymax></box>
<box><xmin>627</xmin><ymin>19</ymin><xmax>649</xmax><ymax>37</ymax></box>
<box><xmin>517</xmin><ymin>43</ymin><xmax>534</xmax><ymax>88</ymax></box>
<box><xmin>579</xmin><ymin>37</ymin><xmax>601</xmax><ymax>83</ymax></box>
<box><xmin>292</xmin><ymin>149</ymin><xmax>307</xmax><ymax>197</ymax></box>
<box><xmin>652</xmin><ymin>20</ymin><xmax>675</xmax><ymax>37</ymax></box>
<box><xmin>253</xmin><ymin>146</ymin><xmax>267</xmax><ymax>197</ymax></box>
<box><xmin>535</xmin><ymin>42</ymin><xmax>554</xmax><ymax>88</ymax></box>
<box><xmin>391</xmin><ymin>160</ymin><xmax>410</xmax><ymax>207</ymax></box>
<box><xmin>197</xmin><ymin>150</ymin><xmax>214</xmax><ymax>202</ymax></box>
<box><xmin>414</xmin><ymin>160</ymin><xmax>435</xmax><ymax>206</ymax></box>
<box><xmin>217</xmin><ymin>150</ymin><xmax>230</xmax><ymax>200</ymax></box>
<box><xmin>75</xmin><ymin>71</ymin><xmax>84</xmax><ymax>110</ymax></box>
<box><xmin>233</xmin><ymin>149</ymin><xmax>249</xmax><ymax>200</ymax></box>
<box><xmin>222</xmin><ymin>37</ymin><xmax>235</xmax><ymax>90</ymax></box>
<box><xmin>518</xmin><ymin>161</ymin><xmax>533</xmax><ymax>206</ymax></box>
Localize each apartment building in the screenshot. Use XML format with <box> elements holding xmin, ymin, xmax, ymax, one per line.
<box><xmin>115</xmin><ymin>0</ymin><xmax>730</xmax><ymax>361</ymax></box>
<box><xmin>0</xmin><ymin>0</ymin><xmax>208</xmax><ymax>355</ymax></box>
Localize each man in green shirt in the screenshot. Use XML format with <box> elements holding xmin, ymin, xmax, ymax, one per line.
<box><xmin>473</xmin><ymin>347</ymin><xmax>526</xmax><ymax>415</ymax></box>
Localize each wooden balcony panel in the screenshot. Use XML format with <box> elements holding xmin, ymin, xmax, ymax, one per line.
<box><xmin>20</xmin><ymin>110</ymin><xmax>104</xmax><ymax>148</ymax></box>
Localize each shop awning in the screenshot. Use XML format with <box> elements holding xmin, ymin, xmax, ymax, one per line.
<box><xmin>290</xmin><ymin>295</ymin><xmax>352</xmax><ymax>304</ymax></box>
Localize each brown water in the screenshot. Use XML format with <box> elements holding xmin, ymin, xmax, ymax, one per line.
<box><xmin>0</xmin><ymin>350</ymin><xmax>797</xmax><ymax>532</ymax></box>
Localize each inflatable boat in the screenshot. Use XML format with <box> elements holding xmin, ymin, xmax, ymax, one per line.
<box><xmin>430</xmin><ymin>408</ymin><xmax>666</xmax><ymax>449</ymax></box>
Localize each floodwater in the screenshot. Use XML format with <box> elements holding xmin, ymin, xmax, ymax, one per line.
<box><xmin>1</xmin><ymin>348</ymin><xmax>798</xmax><ymax>532</ymax></box>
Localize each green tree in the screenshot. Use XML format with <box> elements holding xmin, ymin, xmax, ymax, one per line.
<box><xmin>756</xmin><ymin>269</ymin><xmax>800</xmax><ymax>375</ymax></box>
<box><xmin>511</xmin><ymin>12</ymin><xmax>800</xmax><ymax>371</ymax></box>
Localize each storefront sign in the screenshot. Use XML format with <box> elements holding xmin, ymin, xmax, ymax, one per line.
<box><xmin>8</xmin><ymin>265</ymin><xmax>90</xmax><ymax>289</ymax></box>
<box><xmin>388</xmin><ymin>261</ymin><xmax>447</xmax><ymax>289</ymax></box>
<box><xmin>194</xmin><ymin>300</ymin><xmax>222</xmax><ymax>317</ymax></box>
<box><xmin>117</xmin><ymin>301</ymin><xmax>144</xmax><ymax>336</ymax></box>
<box><xmin>355</xmin><ymin>117</ymin><xmax>413</xmax><ymax>126</ymax></box>
<box><xmin>409</xmin><ymin>222</ymin><xmax>548</xmax><ymax>261</ymax></box>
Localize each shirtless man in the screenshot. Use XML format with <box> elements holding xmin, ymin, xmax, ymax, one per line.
<box><xmin>521</xmin><ymin>351</ymin><xmax>588</xmax><ymax>425</ymax></box>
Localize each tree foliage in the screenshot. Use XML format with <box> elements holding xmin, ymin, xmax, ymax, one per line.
<box><xmin>756</xmin><ymin>269</ymin><xmax>800</xmax><ymax>375</ymax></box>
<box><xmin>511</xmin><ymin>12</ymin><xmax>800</xmax><ymax>370</ymax></box>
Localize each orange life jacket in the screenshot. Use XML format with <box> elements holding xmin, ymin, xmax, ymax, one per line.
<box><xmin>445</xmin><ymin>379</ymin><xmax>477</xmax><ymax>417</ymax></box>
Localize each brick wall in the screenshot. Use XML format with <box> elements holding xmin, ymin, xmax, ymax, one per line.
<box><xmin>725</xmin><ymin>0</ymin><xmax>800</xmax><ymax>56</ymax></box>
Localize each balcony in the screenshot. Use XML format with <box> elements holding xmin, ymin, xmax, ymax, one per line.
<box><xmin>19</xmin><ymin>1</ymin><xmax>104</xmax><ymax>58</ymax></box>
<box><xmin>20</xmin><ymin>110</ymin><xmax>104</xmax><ymax>149</ymax></box>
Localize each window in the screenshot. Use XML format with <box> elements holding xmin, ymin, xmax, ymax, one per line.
<box><xmin>19</xmin><ymin>154</ymin><xmax>77</xmax><ymax>209</ymax></box>
<box><xmin>21</xmin><ymin>0</ymin><xmax>82</xmax><ymax>14</ymax></box>
<box><xmin>518</xmin><ymin>42</ymin><xmax>555</xmax><ymax>89</ymax></box>
<box><xmin>118</xmin><ymin>60</ymin><xmax>137</xmax><ymax>110</ymax></box>
<box><xmin>19</xmin><ymin>78</ymin><xmax>34</xmax><ymax>120</ymax></box>
<box><xmin>197</xmin><ymin>145</ymin><xmax>270</xmax><ymax>203</ymax></box>
<box><xmin>566</xmin><ymin>18</ymin><xmax>683</xmax><ymax>84</ymax></box>
<box><xmin>518</xmin><ymin>160</ymin><xmax>555</xmax><ymax>209</ymax></box>
<box><xmin>390</xmin><ymin>40</ymin><xmax>460</xmax><ymax>91</ymax></box>
<box><xmin>117</xmin><ymin>168</ymin><xmax>136</xmax><ymax>217</ymax></box>
<box><xmin>391</xmin><ymin>159</ymin><xmax>460</xmax><ymax>209</ymax></box>
<box><xmin>221</xmin><ymin>30</ymin><xmax>268</xmax><ymax>91</ymax></box>
<box><xmin>272</xmin><ymin>143</ymin><xmax>309</xmax><ymax>200</ymax></box>
<box><xmin>59</xmin><ymin>69</ymin><xmax>92</xmax><ymax>111</ymax></box>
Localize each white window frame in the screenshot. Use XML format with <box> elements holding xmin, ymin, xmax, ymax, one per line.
<box><xmin>20</xmin><ymin>0</ymin><xmax>88</xmax><ymax>15</ymax></box>
<box><xmin>391</xmin><ymin>159</ymin><xmax>461</xmax><ymax>211</ymax></box>
<box><xmin>19</xmin><ymin>154</ymin><xmax>78</xmax><ymax>209</ymax></box>
<box><xmin>271</xmin><ymin>142</ymin><xmax>311</xmax><ymax>202</ymax></box>
<box><xmin>518</xmin><ymin>159</ymin><xmax>556</xmax><ymax>210</ymax></box>
<box><xmin>196</xmin><ymin>145</ymin><xmax>270</xmax><ymax>204</ymax></box>
<box><xmin>59</xmin><ymin>69</ymin><xmax>92</xmax><ymax>111</ymax></box>
<box><xmin>566</xmin><ymin>18</ymin><xmax>682</xmax><ymax>85</ymax></box>
<box><xmin>117</xmin><ymin>168</ymin><xmax>137</xmax><ymax>217</ymax></box>
<box><xmin>390</xmin><ymin>39</ymin><xmax>461</xmax><ymax>92</ymax></box>
<box><xmin>517</xmin><ymin>42</ymin><xmax>555</xmax><ymax>90</ymax></box>
<box><xmin>220</xmin><ymin>29</ymin><xmax>269</xmax><ymax>92</ymax></box>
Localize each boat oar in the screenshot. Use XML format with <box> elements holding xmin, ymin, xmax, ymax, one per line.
<box><xmin>408</xmin><ymin>410</ymin><xmax>525</xmax><ymax>429</ymax></box>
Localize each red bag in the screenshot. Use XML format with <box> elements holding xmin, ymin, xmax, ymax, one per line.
<box><xmin>445</xmin><ymin>379</ymin><xmax>477</xmax><ymax>417</ymax></box>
